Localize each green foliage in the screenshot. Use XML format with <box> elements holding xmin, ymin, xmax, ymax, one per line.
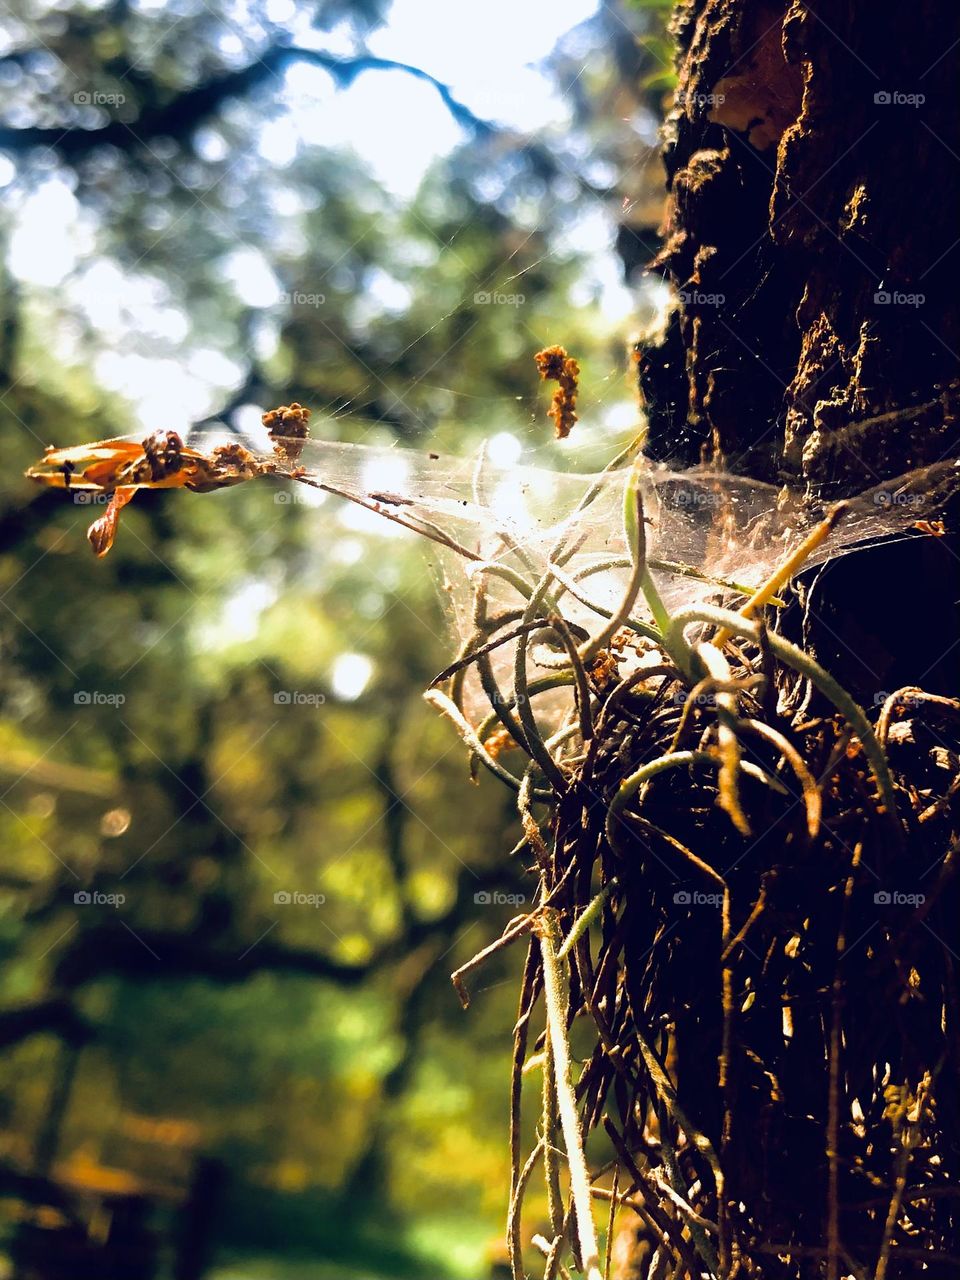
<box><xmin>0</xmin><ymin>1</ymin><xmax>670</xmax><ymax>1273</ymax></box>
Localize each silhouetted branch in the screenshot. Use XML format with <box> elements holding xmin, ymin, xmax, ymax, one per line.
<box><xmin>0</xmin><ymin>48</ymin><xmax>495</xmax><ymax>158</ymax></box>
<box><xmin>53</xmin><ymin>922</ymin><xmax>372</xmax><ymax>986</ymax></box>
<box><xmin>51</xmin><ymin>862</ymin><xmax>524</xmax><ymax>989</ymax></box>
<box><xmin>0</xmin><ymin>997</ymin><xmax>90</xmax><ymax>1049</ymax></box>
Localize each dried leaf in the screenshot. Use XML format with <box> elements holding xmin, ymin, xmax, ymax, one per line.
<box><xmin>87</xmin><ymin>488</ymin><xmax>136</xmax><ymax>557</ymax></box>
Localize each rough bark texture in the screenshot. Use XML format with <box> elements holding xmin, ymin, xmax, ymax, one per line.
<box><xmin>641</xmin><ymin>0</ymin><xmax>960</xmax><ymax>491</ymax></box>
<box><xmin>606</xmin><ymin>4</ymin><xmax>960</xmax><ymax>1277</ymax></box>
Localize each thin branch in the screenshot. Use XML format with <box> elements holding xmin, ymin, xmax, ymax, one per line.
<box><xmin>0</xmin><ymin>47</ymin><xmax>495</xmax><ymax>157</ymax></box>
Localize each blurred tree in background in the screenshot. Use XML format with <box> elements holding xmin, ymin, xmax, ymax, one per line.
<box><xmin>0</xmin><ymin>0</ymin><xmax>673</xmax><ymax>1275</ymax></box>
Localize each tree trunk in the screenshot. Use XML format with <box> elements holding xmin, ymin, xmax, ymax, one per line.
<box><xmin>643</xmin><ymin>0</ymin><xmax>960</xmax><ymax>491</ymax></box>
<box><xmin>611</xmin><ymin>3</ymin><xmax>960</xmax><ymax>1276</ymax></box>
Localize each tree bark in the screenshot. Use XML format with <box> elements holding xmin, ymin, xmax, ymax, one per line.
<box><xmin>642</xmin><ymin>0</ymin><xmax>960</xmax><ymax>491</ymax></box>
<box><xmin>611</xmin><ymin>4</ymin><xmax>960</xmax><ymax>1276</ymax></box>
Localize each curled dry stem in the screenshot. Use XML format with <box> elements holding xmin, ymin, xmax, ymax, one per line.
<box><xmin>423</xmin><ymin>688</ymin><xmax>551</xmax><ymax>799</ymax></box>
<box><xmin>548</xmin><ymin>613</ymin><xmax>595</xmax><ymax>742</ymax></box>
<box><xmin>606</xmin><ymin>750</ymin><xmax>715</xmax><ymax>853</ymax></box>
<box><xmin>695</xmin><ymin>642</ymin><xmax>750</xmax><ymax>837</ymax></box>
<box><xmin>740</xmin><ymin>717</ymin><xmax>821</xmax><ymax>838</ymax></box>
<box><xmin>667</xmin><ymin>604</ymin><xmax>902</xmax><ymax>837</ymax></box>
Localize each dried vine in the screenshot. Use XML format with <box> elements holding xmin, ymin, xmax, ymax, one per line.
<box><xmin>429</xmin><ymin>435</ymin><xmax>959</xmax><ymax>1279</ymax></box>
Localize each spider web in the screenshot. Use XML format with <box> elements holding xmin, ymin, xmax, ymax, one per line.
<box><xmin>181</xmin><ymin>426</ymin><xmax>959</xmax><ymax>716</ymax></box>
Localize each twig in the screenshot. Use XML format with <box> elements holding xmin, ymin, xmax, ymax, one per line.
<box><xmin>510</xmin><ymin>943</ymin><xmax>541</xmax><ymax>1280</ymax></box>
<box><xmin>508</xmin><ymin>1139</ymin><xmax>544</xmax><ymax>1280</ymax></box>
<box><xmin>295</xmin><ymin>474</ymin><xmax>482</xmax><ymax>562</ymax></box>
<box><xmin>604</xmin><ymin>1167</ymin><xmax>619</xmax><ymax>1280</ymax></box>
<box><xmin>650</xmin><ymin>1166</ymin><xmax>719</xmax><ymax>1235</ymax></box>
<box><xmin>543</xmin><ymin>1038</ymin><xmax>566</xmax><ymax>1237</ymax></box>
<box><xmin>578</xmin><ymin>462</ymin><xmax>651</xmax><ymax>665</ymax></box>
<box><xmin>533</xmin><ymin>1224</ymin><xmax>574</xmax><ymax>1280</ymax></box>
<box><xmin>710</xmin><ymin>503</ymin><xmax>847</xmax><ymax>648</ymax></box>
<box><xmin>631</xmin><ymin>1033</ymin><xmax>725</xmax><ymax>1275</ymax></box>
<box><xmin>544</xmin><ymin>558</ymin><xmax>660</xmax><ymax>645</ymax></box>
<box><xmin>548</xmin><ymin>613</ymin><xmax>595</xmax><ymax>743</ymax></box>
<box><xmin>515</xmin><ymin>628</ymin><xmax>570</xmax><ymax>794</ymax></box>
<box><xmin>695</xmin><ymin>642</ymin><xmax>750</xmax><ymax>836</ymax></box>
<box><xmin>667</xmin><ymin>604</ymin><xmax>903</xmax><ymax>837</ymax></box>
<box><xmin>827</xmin><ymin>842</ymin><xmax>862</xmax><ymax>1280</ymax></box>
<box><xmin>558</xmin><ymin>882</ymin><xmax>617</xmax><ymax>961</ymax></box>
<box><xmin>449</xmin><ymin>912</ymin><xmax>537</xmax><ymax>1009</ymax></box>
<box><xmin>423</xmin><ymin>688</ymin><xmax>551</xmax><ymax>798</ymax></box>
<box><xmin>537</xmin><ymin>908</ymin><xmax>604</xmax><ymax>1280</ymax></box>
<box><xmin>605</xmin><ymin>750</ymin><xmax>714</xmax><ymax>852</ymax></box>
<box><xmin>430</xmin><ymin>619</ymin><xmax>557</xmax><ymax>687</ymax></box>
<box><xmin>739</xmin><ymin>717</ymin><xmax>822</xmax><ymax>838</ymax></box>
